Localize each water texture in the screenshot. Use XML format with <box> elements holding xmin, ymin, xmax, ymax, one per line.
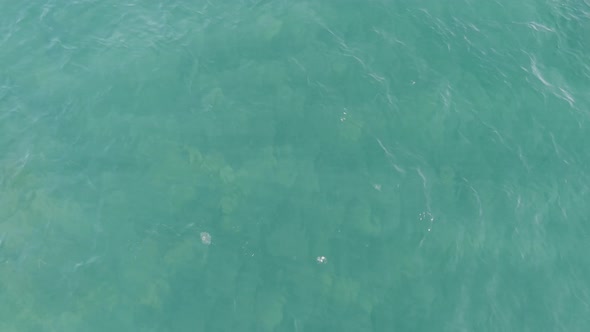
<box><xmin>1</xmin><ymin>1</ymin><xmax>590</xmax><ymax>331</ymax></box>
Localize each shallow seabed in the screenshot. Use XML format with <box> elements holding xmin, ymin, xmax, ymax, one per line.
<box><xmin>1</xmin><ymin>1</ymin><xmax>589</xmax><ymax>331</ymax></box>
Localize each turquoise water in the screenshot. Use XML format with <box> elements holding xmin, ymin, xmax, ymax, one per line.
<box><xmin>1</xmin><ymin>1</ymin><xmax>590</xmax><ymax>331</ymax></box>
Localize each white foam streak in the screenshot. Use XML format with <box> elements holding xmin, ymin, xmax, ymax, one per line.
<box><xmin>528</xmin><ymin>55</ymin><xmax>576</xmax><ymax>108</ymax></box>
<box><xmin>530</xmin><ymin>57</ymin><xmax>552</xmax><ymax>87</ymax></box>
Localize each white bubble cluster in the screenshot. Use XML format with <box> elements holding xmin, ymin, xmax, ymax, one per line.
<box><xmin>316</xmin><ymin>256</ymin><xmax>327</xmax><ymax>264</ymax></box>
<box><xmin>200</xmin><ymin>231</ymin><xmax>211</xmax><ymax>245</ymax></box>
<box><xmin>418</xmin><ymin>212</ymin><xmax>435</xmax><ymax>231</ymax></box>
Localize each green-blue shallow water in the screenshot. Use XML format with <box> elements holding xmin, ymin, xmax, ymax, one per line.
<box><xmin>1</xmin><ymin>1</ymin><xmax>590</xmax><ymax>331</ymax></box>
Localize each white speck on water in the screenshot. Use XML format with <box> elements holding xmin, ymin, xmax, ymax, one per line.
<box><xmin>200</xmin><ymin>231</ymin><xmax>211</xmax><ymax>245</ymax></box>
<box><xmin>316</xmin><ymin>256</ymin><xmax>327</xmax><ymax>264</ymax></box>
